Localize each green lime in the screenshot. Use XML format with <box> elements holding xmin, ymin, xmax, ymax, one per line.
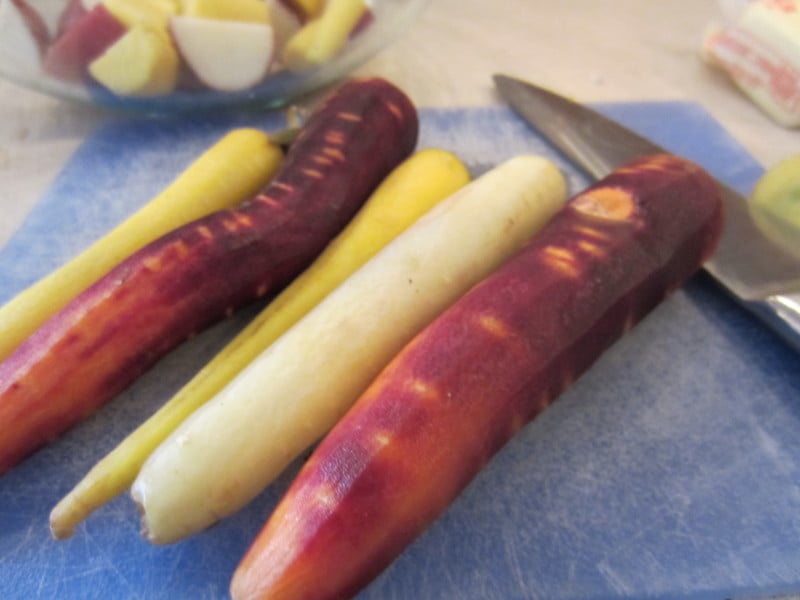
<box><xmin>749</xmin><ymin>154</ymin><xmax>800</xmax><ymax>259</ymax></box>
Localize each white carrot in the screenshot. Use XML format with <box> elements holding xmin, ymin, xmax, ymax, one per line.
<box><xmin>131</xmin><ymin>155</ymin><xmax>567</xmax><ymax>545</ymax></box>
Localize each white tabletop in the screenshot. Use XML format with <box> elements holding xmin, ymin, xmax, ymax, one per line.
<box><xmin>0</xmin><ymin>0</ymin><xmax>796</xmax><ymax>253</ymax></box>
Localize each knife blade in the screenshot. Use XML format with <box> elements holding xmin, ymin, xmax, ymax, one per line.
<box><xmin>493</xmin><ymin>73</ymin><xmax>800</xmax><ymax>352</ymax></box>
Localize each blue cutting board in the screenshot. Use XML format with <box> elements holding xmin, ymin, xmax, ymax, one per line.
<box><xmin>0</xmin><ymin>103</ymin><xmax>798</xmax><ymax>600</ymax></box>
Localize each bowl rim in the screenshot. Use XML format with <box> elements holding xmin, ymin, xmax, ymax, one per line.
<box><xmin>0</xmin><ymin>0</ymin><xmax>429</xmax><ymax>114</ymax></box>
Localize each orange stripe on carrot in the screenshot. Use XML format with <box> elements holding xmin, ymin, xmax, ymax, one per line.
<box><xmin>372</xmin><ymin>431</ymin><xmax>392</xmax><ymax>450</ymax></box>
<box><xmin>196</xmin><ymin>225</ymin><xmax>214</xmax><ymax>240</ymax></box>
<box><xmin>611</xmin><ymin>166</ymin><xmax>638</xmax><ymax>176</ymax></box>
<box><xmin>386</xmin><ymin>101</ymin><xmax>403</xmax><ymax>120</ymax></box>
<box><xmin>323</xmin><ymin>147</ymin><xmax>346</xmax><ymax>161</ymax></box>
<box><xmin>142</xmin><ymin>256</ymin><xmax>162</xmax><ymax>272</ymax></box>
<box><xmin>255</xmin><ymin>281</ymin><xmax>270</xmax><ymax>297</ymax></box>
<box><xmin>312</xmin><ymin>483</ymin><xmax>337</xmax><ymax>510</ymax></box>
<box><xmin>235</xmin><ymin>213</ymin><xmax>254</xmax><ymax>228</ymax></box>
<box><xmin>543</xmin><ymin>245</ymin><xmax>574</xmax><ymax>262</ymax></box>
<box><xmin>257</xmin><ymin>194</ymin><xmax>282</xmax><ymax>208</ymax></box>
<box><xmin>647</xmin><ymin>155</ymin><xmax>680</xmax><ymax>171</ymax></box>
<box><xmin>303</xmin><ymin>168</ymin><xmax>324</xmax><ymax>180</ymax></box>
<box><xmin>172</xmin><ymin>240</ymin><xmax>190</xmax><ymax>259</ymax></box>
<box><xmin>406</xmin><ymin>378</ymin><xmax>440</xmax><ymax>402</ymax></box>
<box><xmin>273</xmin><ymin>182</ymin><xmax>295</xmax><ymax>193</ymax></box>
<box><xmin>541</xmin><ymin>245</ymin><xmax>580</xmax><ymax>278</ymax></box>
<box><xmin>622</xmin><ymin>312</ymin><xmax>637</xmax><ymax>333</ymax></box>
<box><xmin>576</xmin><ymin>240</ymin><xmax>606</xmax><ymax>258</ymax></box>
<box><xmin>572</xmin><ymin>225</ymin><xmax>610</xmax><ymax>241</ymax></box>
<box><xmin>475</xmin><ymin>314</ymin><xmax>510</xmax><ymax>339</ymax></box>
<box><xmin>324</xmin><ymin>130</ymin><xmax>346</xmax><ymax>145</ymax></box>
<box><xmin>338</xmin><ymin>111</ymin><xmax>362</xmax><ymax>122</ymax></box>
<box><xmin>508</xmin><ymin>412</ymin><xmax>526</xmax><ymax>437</ymax></box>
<box><xmin>313</xmin><ymin>155</ymin><xmax>334</xmax><ymax>166</ymax></box>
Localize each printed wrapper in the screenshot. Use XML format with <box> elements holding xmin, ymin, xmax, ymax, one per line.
<box><xmin>702</xmin><ymin>0</ymin><xmax>800</xmax><ymax>127</ymax></box>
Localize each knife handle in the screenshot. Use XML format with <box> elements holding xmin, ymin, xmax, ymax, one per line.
<box><xmin>752</xmin><ymin>292</ymin><xmax>800</xmax><ymax>353</ymax></box>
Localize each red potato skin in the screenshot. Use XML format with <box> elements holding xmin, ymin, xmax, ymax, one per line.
<box><xmin>54</xmin><ymin>0</ymin><xmax>88</xmax><ymax>38</ymax></box>
<box><xmin>0</xmin><ymin>77</ymin><xmax>418</xmax><ymax>474</ymax></box>
<box><xmin>278</xmin><ymin>0</ymin><xmax>311</xmax><ymax>22</ymax></box>
<box><xmin>11</xmin><ymin>0</ymin><xmax>51</xmax><ymax>53</ymax></box>
<box><xmin>42</xmin><ymin>4</ymin><xmax>125</xmax><ymax>82</ymax></box>
<box><xmin>276</xmin><ymin>0</ymin><xmax>373</xmax><ymax>35</ymax></box>
<box><xmin>230</xmin><ymin>154</ymin><xmax>724</xmax><ymax>600</ymax></box>
<box><xmin>349</xmin><ymin>10</ymin><xmax>375</xmax><ymax>39</ymax></box>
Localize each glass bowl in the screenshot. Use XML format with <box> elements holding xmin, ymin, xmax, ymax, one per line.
<box><xmin>0</xmin><ymin>0</ymin><xmax>428</xmax><ymax>113</ymax></box>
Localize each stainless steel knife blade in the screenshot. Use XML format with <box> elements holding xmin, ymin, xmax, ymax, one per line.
<box><xmin>494</xmin><ymin>73</ymin><xmax>800</xmax><ymax>352</ymax></box>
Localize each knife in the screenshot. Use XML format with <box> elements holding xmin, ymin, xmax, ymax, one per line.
<box><xmin>493</xmin><ymin>73</ymin><xmax>800</xmax><ymax>353</ymax></box>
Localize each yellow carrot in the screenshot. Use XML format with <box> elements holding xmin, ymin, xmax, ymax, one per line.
<box><xmin>132</xmin><ymin>155</ymin><xmax>566</xmax><ymax>544</ymax></box>
<box><xmin>289</xmin><ymin>0</ymin><xmax>326</xmax><ymax>18</ymax></box>
<box><xmin>49</xmin><ymin>148</ymin><xmax>471</xmax><ymax>540</ymax></box>
<box><xmin>0</xmin><ymin>128</ymin><xmax>283</xmax><ymax>364</ymax></box>
<box><xmin>180</xmin><ymin>0</ymin><xmax>271</xmax><ymax>23</ymax></box>
<box><xmin>282</xmin><ymin>0</ymin><xmax>366</xmax><ymax>71</ymax></box>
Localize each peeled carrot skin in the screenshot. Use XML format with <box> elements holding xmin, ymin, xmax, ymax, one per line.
<box><xmin>0</xmin><ymin>77</ymin><xmax>418</xmax><ymax>475</ymax></box>
<box><xmin>231</xmin><ymin>154</ymin><xmax>723</xmax><ymax>600</ymax></box>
